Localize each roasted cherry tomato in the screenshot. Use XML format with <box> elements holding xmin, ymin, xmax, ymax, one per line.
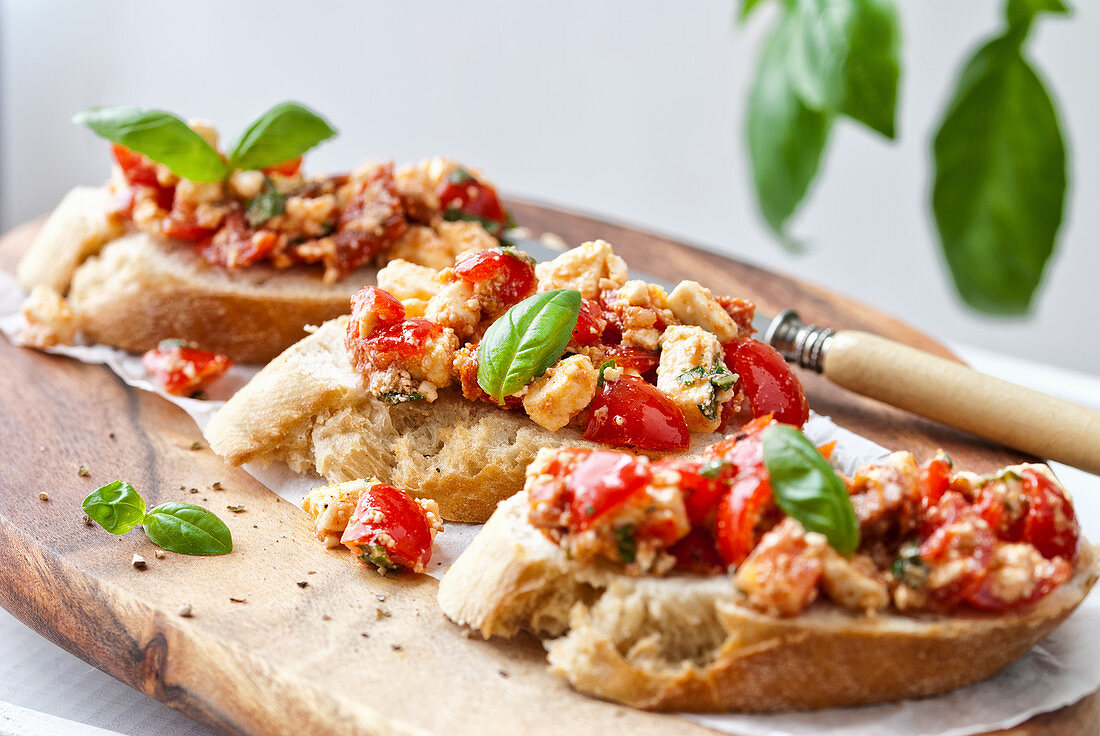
<box><xmin>566</xmin><ymin>450</ymin><xmax>652</xmax><ymax>531</ymax></box>
<box><xmin>918</xmin><ymin>492</ymin><xmax>995</xmax><ymax>608</ymax></box>
<box><xmin>669</xmin><ymin>528</ymin><xmax>726</xmax><ymax>575</ymax></box>
<box><xmin>263</xmin><ymin>156</ymin><xmax>303</xmax><ymax>177</ymax></box>
<box><xmin>141</xmin><ymin>341</ymin><xmax>233</xmax><ymax>396</ymax></box>
<box><xmin>1020</xmin><ymin>467</ymin><xmax>1080</xmax><ymax>561</ymax></box>
<box><xmin>571</xmin><ymin>298</ymin><xmax>607</xmax><ymax>346</ymax></box>
<box><xmin>111</xmin><ymin>144</ymin><xmax>160</xmax><ymax>186</ymax></box>
<box><xmin>436</xmin><ymin>168</ymin><xmax>509</xmax><ymax>234</ymax></box>
<box><xmin>724</xmin><ymin>339</ymin><xmax>809</xmax><ymax>427</ymax></box>
<box><xmin>340</xmin><ymin>483</ymin><xmax>435</xmax><ymax>572</ymax></box>
<box><xmin>453</xmin><ymin>248</ymin><xmax>537</xmax><ymax>311</ymax></box>
<box><xmin>583</xmin><ymin>375</ymin><xmax>689</xmax><ymax>451</ymax></box>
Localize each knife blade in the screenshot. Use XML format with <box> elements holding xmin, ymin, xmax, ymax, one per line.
<box><xmin>506</xmin><ymin>233</ymin><xmax>1100</xmax><ymax>473</ymax></box>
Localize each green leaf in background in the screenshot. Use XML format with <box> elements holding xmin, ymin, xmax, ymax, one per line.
<box><xmin>228</xmin><ymin>102</ymin><xmax>337</xmax><ymax>173</ymax></box>
<box><xmin>746</xmin><ymin>15</ymin><xmax>833</xmax><ymax>237</ymax></box>
<box><xmin>931</xmin><ymin>31</ymin><xmax>1067</xmax><ymax>314</ymax></box>
<box><xmin>476</xmin><ymin>289</ymin><xmax>582</xmax><ymax>402</ymax></box>
<box><xmin>1005</xmin><ymin>0</ymin><xmax>1069</xmax><ymax>26</ymax></box>
<box><xmin>838</xmin><ymin>0</ymin><xmax>901</xmax><ymax>138</ymax></box>
<box><xmin>739</xmin><ymin>0</ymin><xmax>771</xmax><ymax>21</ymax></box>
<box><xmin>142</xmin><ymin>502</ymin><xmax>233</xmax><ymax>555</ymax></box>
<box><xmin>81</xmin><ymin>481</ymin><xmax>146</xmax><ymax>535</ymax></box>
<box><xmin>787</xmin><ymin>0</ymin><xmax>852</xmax><ymax>111</ymax></box>
<box><xmin>761</xmin><ymin>424</ymin><xmax>859</xmax><ymax>556</ymax></box>
<box><xmin>73</xmin><ymin>106</ymin><xmax>228</xmax><ymax>182</ymax></box>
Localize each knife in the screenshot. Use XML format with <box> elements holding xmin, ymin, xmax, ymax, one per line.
<box><xmin>510</xmin><ymin>235</ymin><xmax>1100</xmax><ymax>474</ymax></box>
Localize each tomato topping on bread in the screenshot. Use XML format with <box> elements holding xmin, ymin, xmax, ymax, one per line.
<box><xmin>343</xmin><ymin>239</ymin><xmax>809</xmax><ymax>450</ymax></box>
<box><xmin>522</xmin><ymin>421</ymin><xmax>1081</xmax><ymax>616</ymax></box>
<box><xmin>302</xmin><ymin>479</ymin><xmax>443</xmax><ymax>574</ymax></box>
<box><xmin>141</xmin><ymin>340</ymin><xmax>233</xmax><ymax>396</ymax></box>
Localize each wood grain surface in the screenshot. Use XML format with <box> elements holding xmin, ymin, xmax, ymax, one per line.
<box><xmin>0</xmin><ymin>204</ymin><xmax>1095</xmax><ymax>736</ymax></box>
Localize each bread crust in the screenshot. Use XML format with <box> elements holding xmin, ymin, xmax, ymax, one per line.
<box><xmin>439</xmin><ymin>492</ymin><xmax>1099</xmax><ymax>712</ymax></box>
<box><xmin>18</xmin><ymin>186</ymin><xmax>376</xmax><ymax>363</ymax></box>
<box><xmin>206</xmin><ymin>318</ymin><xmax>723</xmax><ymax>522</ymax></box>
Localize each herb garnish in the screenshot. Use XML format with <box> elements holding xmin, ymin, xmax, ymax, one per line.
<box><xmin>245</xmin><ymin>177</ymin><xmax>287</xmax><ymax>227</ymax></box>
<box><xmin>678</xmin><ymin>361</ymin><xmax>737</xmax><ymax>422</ymax></box>
<box><xmin>614</xmin><ymin>524</ymin><xmax>637</xmax><ymax>564</ymax></box>
<box><xmin>476</xmin><ymin>289</ymin><xmax>582</xmax><ymax>403</ymax></box>
<box><xmin>891</xmin><ymin>540</ymin><xmax>930</xmax><ymax>588</ymax></box>
<box><xmin>82</xmin><ymin>481</ymin><xmax>233</xmax><ymax>555</ymax></box>
<box><xmin>74</xmin><ymin>101</ymin><xmax>336</xmax><ymax>183</ymax></box>
<box><xmin>379</xmin><ymin>391</ymin><xmax>426</xmax><ymax>405</ymax></box>
<box><xmin>761</xmin><ymin>425</ymin><xmax>859</xmax><ymax>556</ymax></box>
<box><xmin>596</xmin><ymin>359</ymin><xmax>617</xmax><ymax>387</ymax></box>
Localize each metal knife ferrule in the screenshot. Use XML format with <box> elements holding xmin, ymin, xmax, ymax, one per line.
<box><xmin>764</xmin><ymin>309</ymin><xmax>834</xmax><ymax>374</ymax></box>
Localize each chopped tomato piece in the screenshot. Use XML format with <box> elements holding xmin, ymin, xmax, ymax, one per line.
<box><xmin>262</xmin><ymin>156</ymin><xmax>302</xmax><ymax>177</ymax></box>
<box><xmin>918</xmin><ymin>492</ymin><xmax>995</xmax><ymax>608</ymax></box>
<box><xmin>141</xmin><ymin>341</ymin><xmax>233</xmax><ymax>396</ymax></box>
<box><xmin>436</xmin><ymin>168</ymin><xmax>509</xmax><ymax>234</ymax></box>
<box><xmin>571</xmin><ymin>298</ymin><xmax>606</xmax><ymax>346</ymax></box>
<box><xmin>583</xmin><ymin>375</ymin><xmax>689</xmax><ymax>451</ymax></box>
<box><xmin>724</xmin><ymin>339</ymin><xmax>809</xmax><ymax>427</ymax></box>
<box><xmin>162</xmin><ymin>204</ymin><xmax>218</xmax><ymax>241</ymax></box>
<box><xmin>195</xmin><ymin>211</ymin><xmax>278</xmax><ymax>268</ymax></box>
<box><xmin>919</xmin><ymin>453</ymin><xmax>952</xmax><ymax>509</ymax></box>
<box><xmin>967</xmin><ymin>545</ymin><xmax>1071</xmax><ymax>611</ymax></box>
<box><xmin>111</xmin><ymin>144</ymin><xmax>160</xmax><ymax>186</ymax></box>
<box><xmin>347</xmin><ymin>318</ymin><xmax>443</xmax><ymax>375</ymax></box>
<box><xmin>566</xmin><ymin>451</ymin><xmax>652</xmax><ymax>531</ymax></box>
<box><xmin>348</xmin><ymin>286</ymin><xmax>406</xmax><ymax>335</ymax></box>
<box><xmin>734</xmin><ymin>519</ymin><xmax>824</xmax><ymax>616</ymax></box>
<box><xmin>669</xmin><ymin>528</ymin><xmax>726</xmax><ymax>575</ymax></box>
<box><xmin>340</xmin><ymin>483</ymin><xmax>434</xmax><ymax>572</ymax></box>
<box><xmin>453</xmin><ymin>248</ymin><xmax>537</xmax><ymax>311</ymax></box>
<box><xmin>603</xmin><ymin>345</ymin><xmax>659</xmax><ymax>379</ymax></box>
<box><xmin>1020</xmin><ymin>467</ymin><xmax>1080</xmax><ymax>561</ymax></box>
<box><xmin>652</xmin><ymin>457</ymin><xmax>732</xmax><ymax>525</ymax></box>
<box><xmin>715</xmin><ymin>474</ymin><xmax>773</xmax><ymax>566</ymax></box>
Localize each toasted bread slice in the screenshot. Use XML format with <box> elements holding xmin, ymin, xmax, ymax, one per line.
<box><xmin>205</xmin><ymin>318</ymin><xmax>723</xmax><ymax>522</ymax></box>
<box><xmin>438</xmin><ymin>491</ymin><xmax>1098</xmax><ymax>712</ymax></box>
<box><xmin>17</xmin><ymin>186</ymin><xmax>376</xmax><ymax>363</ymax></box>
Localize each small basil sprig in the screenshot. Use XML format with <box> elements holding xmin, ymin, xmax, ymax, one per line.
<box><xmin>82</xmin><ymin>481</ymin><xmax>233</xmax><ymax>556</ymax></box>
<box><xmin>476</xmin><ymin>289</ymin><xmax>582</xmax><ymax>402</ymax></box>
<box><xmin>245</xmin><ymin>177</ymin><xmax>287</xmax><ymax>227</ymax></box>
<box><xmin>761</xmin><ymin>424</ymin><xmax>859</xmax><ymax>556</ymax></box>
<box><xmin>74</xmin><ymin>101</ymin><xmax>336</xmax><ymax>183</ymax></box>
<box><xmin>73</xmin><ymin>107</ymin><xmax>229</xmax><ymax>182</ymax></box>
<box><xmin>227</xmin><ymin>101</ymin><xmax>337</xmax><ymax>172</ymax></box>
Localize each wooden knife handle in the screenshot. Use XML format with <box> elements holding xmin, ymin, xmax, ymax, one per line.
<box><xmin>823</xmin><ymin>330</ymin><xmax>1100</xmax><ymax>475</ymax></box>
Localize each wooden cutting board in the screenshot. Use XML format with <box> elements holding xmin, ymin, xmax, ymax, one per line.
<box><xmin>0</xmin><ymin>202</ymin><xmax>1095</xmax><ymax>736</ymax></box>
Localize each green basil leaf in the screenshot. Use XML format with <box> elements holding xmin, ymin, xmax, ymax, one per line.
<box><xmin>787</xmin><ymin>0</ymin><xmax>852</xmax><ymax>111</ymax></box>
<box><xmin>838</xmin><ymin>0</ymin><xmax>901</xmax><ymax>139</ymax></box>
<box><xmin>746</xmin><ymin>14</ymin><xmax>833</xmax><ymax>236</ymax></box>
<box><xmin>82</xmin><ymin>481</ymin><xmax>146</xmax><ymax>535</ymax></box>
<box><xmin>740</xmin><ymin>0</ymin><xmax>771</xmax><ymax>21</ymax></box>
<box><xmin>476</xmin><ymin>289</ymin><xmax>582</xmax><ymax>402</ymax></box>
<box><xmin>596</xmin><ymin>359</ymin><xmax>616</xmax><ymax>387</ymax></box>
<box><xmin>73</xmin><ymin>106</ymin><xmax>228</xmax><ymax>182</ymax></box>
<box><xmin>227</xmin><ymin>101</ymin><xmax>337</xmax><ymax>172</ymax></box>
<box><xmin>762</xmin><ymin>424</ymin><xmax>859</xmax><ymax>555</ymax></box>
<box><xmin>1006</xmin><ymin>0</ymin><xmax>1069</xmax><ymax>26</ymax></box>
<box><xmin>931</xmin><ymin>32</ymin><xmax>1067</xmax><ymax>314</ymax></box>
<box><xmin>142</xmin><ymin>502</ymin><xmax>233</xmax><ymax>555</ymax></box>
<box><xmin>245</xmin><ymin>177</ymin><xmax>287</xmax><ymax>227</ymax></box>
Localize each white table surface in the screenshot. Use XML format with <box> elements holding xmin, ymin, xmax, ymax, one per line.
<box><xmin>2</xmin><ymin>343</ymin><xmax>1098</xmax><ymax>736</ymax></box>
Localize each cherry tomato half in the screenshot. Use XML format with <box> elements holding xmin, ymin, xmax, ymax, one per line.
<box><xmin>340</xmin><ymin>483</ymin><xmax>434</xmax><ymax>572</ymax></box>
<box><xmin>918</xmin><ymin>492</ymin><xmax>995</xmax><ymax>608</ymax></box>
<box><xmin>583</xmin><ymin>375</ymin><xmax>689</xmax><ymax>451</ymax></box>
<box><xmin>453</xmin><ymin>248</ymin><xmax>537</xmax><ymax>310</ymax></box>
<box><xmin>436</xmin><ymin>168</ymin><xmax>509</xmax><ymax>234</ymax></box>
<box><xmin>141</xmin><ymin>342</ymin><xmax>233</xmax><ymax>396</ymax></box>
<box><xmin>1020</xmin><ymin>467</ymin><xmax>1080</xmax><ymax>561</ymax></box>
<box><xmin>724</xmin><ymin>339</ymin><xmax>809</xmax><ymax>427</ymax></box>
<box><xmin>967</xmin><ymin>547</ymin><xmax>1071</xmax><ymax>611</ymax></box>
<box><xmin>571</xmin><ymin>298</ymin><xmax>607</xmax><ymax>346</ymax></box>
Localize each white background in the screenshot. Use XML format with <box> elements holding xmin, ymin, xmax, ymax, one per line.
<box><xmin>1</xmin><ymin>0</ymin><xmax>1097</xmax><ymax>373</ymax></box>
